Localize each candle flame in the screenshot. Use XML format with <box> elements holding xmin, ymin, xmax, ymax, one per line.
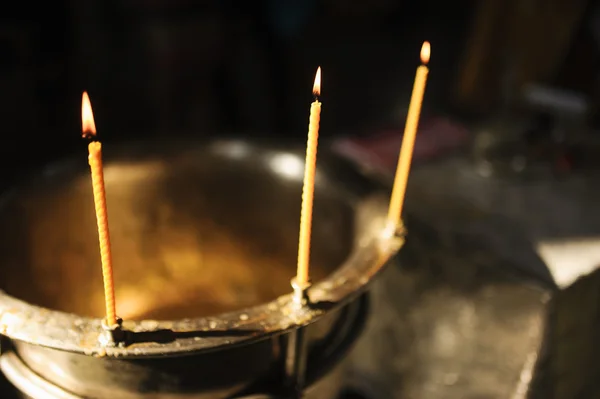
<box><xmin>81</xmin><ymin>91</ymin><xmax>97</xmax><ymax>138</ymax></box>
<box><xmin>420</xmin><ymin>41</ymin><xmax>431</xmax><ymax>65</ymax></box>
<box><xmin>312</xmin><ymin>67</ymin><xmax>321</xmax><ymax>96</ymax></box>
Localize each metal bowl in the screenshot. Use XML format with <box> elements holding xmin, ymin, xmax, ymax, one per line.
<box><xmin>0</xmin><ymin>137</ymin><xmax>402</xmax><ymax>398</ymax></box>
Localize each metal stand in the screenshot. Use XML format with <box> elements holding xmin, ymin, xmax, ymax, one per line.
<box><xmin>285</xmin><ymin>279</ymin><xmax>312</xmax><ymax>398</ymax></box>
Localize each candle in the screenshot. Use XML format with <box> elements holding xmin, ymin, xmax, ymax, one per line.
<box><xmin>81</xmin><ymin>92</ymin><xmax>118</xmax><ymax>327</ymax></box>
<box><xmin>387</xmin><ymin>42</ymin><xmax>431</xmax><ymax>232</ymax></box>
<box><xmin>295</xmin><ymin>67</ymin><xmax>322</xmax><ymax>288</ymax></box>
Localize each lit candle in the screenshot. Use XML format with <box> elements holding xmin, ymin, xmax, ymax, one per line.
<box><xmin>81</xmin><ymin>92</ymin><xmax>117</xmax><ymax>327</ymax></box>
<box><xmin>295</xmin><ymin>67</ymin><xmax>322</xmax><ymax>288</ymax></box>
<box><xmin>387</xmin><ymin>42</ymin><xmax>431</xmax><ymax>232</ymax></box>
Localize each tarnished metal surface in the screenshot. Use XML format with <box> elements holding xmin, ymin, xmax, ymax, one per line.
<box><xmin>341</xmin><ymin>156</ymin><xmax>600</xmax><ymax>399</ymax></box>
<box><xmin>0</xmin><ymin>137</ymin><xmax>401</xmax><ymax>398</ymax></box>
<box><xmin>347</xmin><ymin>221</ymin><xmax>550</xmax><ymax>399</ymax></box>
<box><xmin>0</xmin><ymin>138</ymin><xmax>401</xmax><ymax>355</ymax></box>
<box><xmin>1</xmin><ymin>294</ymin><xmax>369</xmax><ymax>399</ymax></box>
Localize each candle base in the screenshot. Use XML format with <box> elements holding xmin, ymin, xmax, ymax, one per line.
<box><xmin>286</xmin><ymin>278</ymin><xmax>313</xmax><ymax>396</ymax></box>
<box><xmin>99</xmin><ymin>317</ymin><xmax>125</xmax><ymax>348</ymax></box>
<box><xmin>382</xmin><ymin>220</ymin><xmax>406</xmax><ymax>240</ymax></box>
<box><xmin>291</xmin><ymin>278</ymin><xmax>312</xmax><ymax>309</ymax></box>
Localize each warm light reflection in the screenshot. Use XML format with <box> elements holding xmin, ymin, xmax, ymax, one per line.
<box><xmin>49</xmin><ymin>362</ymin><xmax>70</xmax><ymax>380</ymax></box>
<box><xmin>0</xmin><ymin>312</ymin><xmax>18</xmax><ymax>335</ymax></box>
<box><xmin>420</xmin><ymin>41</ymin><xmax>431</xmax><ymax>65</ymax></box>
<box><xmin>535</xmin><ymin>237</ymin><xmax>600</xmax><ymax>288</ymax></box>
<box><xmin>269</xmin><ymin>153</ymin><xmax>305</xmax><ymax>180</ymax></box>
<box><xmin>81</xmin><ymin>91</ymin><xmax>96</xmax><ymax>137</ymax></box>
<box><xmin>117</xmin><ymin>290</ymin><xmax>150</xmax><ymax>319</ymax></box>
<box><xmin>212</xmin><ymin>141</ymin><xmax>250</xmax><ymax>159</ymax></box>
<box><xmin>102</xmin><ymin>162</ymin><xmax>166</xmax><ymax>185</ymax></box>
<box><xmin>313</xmin><ymin>67</ymin><xmax>321</xmax><ymax>96</ymax></box>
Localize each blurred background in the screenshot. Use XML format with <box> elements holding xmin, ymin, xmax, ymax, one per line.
<box><xmin>1</xmin><ymin>0</ymin><xmax>599</xmax><ymax>180</ymax></box>
<box><xmin>1</xmin><ymin>0</ymin><xmax>600</xmax><ymax>397</ymax></box>
<box><xmin>1</xmin><ymin>0</ymin><xmax>595</xmax><ymax>168</ymax></box>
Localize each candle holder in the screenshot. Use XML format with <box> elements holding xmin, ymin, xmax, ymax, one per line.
<box><xmin>0</xmin><ymin>137</ymin><xmax>403</xmax><ymax>398</ymax></box>
<box><xmin>99</xmin><ymin>317</ymin><xmax>125</xmax><ymax>348</ymax></box>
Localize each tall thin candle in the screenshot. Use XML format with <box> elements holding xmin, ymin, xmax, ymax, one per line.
<box><xmin>387</xmin><ymin>42</ymin><xmax>431</xmax><ymax>231</ymax></box>
<box><xmin>81</xmin><ymin>92</ymin><xmax>117</xmax><ymax>327</ymax></box>
<box><xmin>295</xmin><ymin>67</ymin><xmax>322</xmax><ymax>288</ymax></box>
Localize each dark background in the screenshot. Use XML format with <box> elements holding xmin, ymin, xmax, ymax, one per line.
<box><xmin>0</xmin><ymin>1</ymin><xmax>477</xmax><ymax>163</ymax></box>
<box><xmin>1</xmin><ymin>0</ymin><xmax>598</xmax><ymax>174</ymax></box>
